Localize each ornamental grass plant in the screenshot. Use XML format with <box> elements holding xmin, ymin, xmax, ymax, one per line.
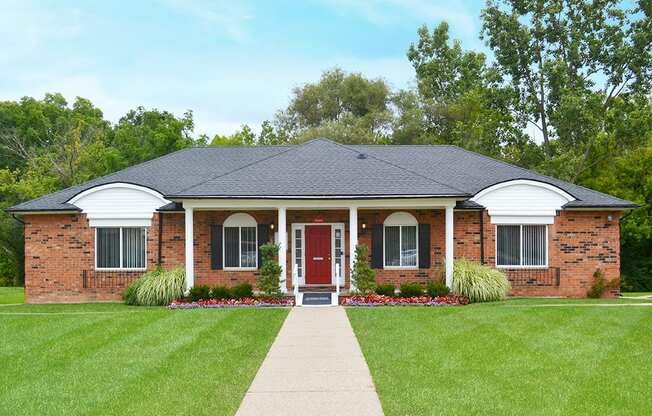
<box><xmin>124</xmin><ymin>267</ymin><xmax>185</xmax><ymax>306</ymax></box>
<box><xmin>452</xmin><ymin>259</ymin><xmax>510</xmax><ymax>302</ymax></box>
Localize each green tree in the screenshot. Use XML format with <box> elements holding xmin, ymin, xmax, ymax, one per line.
<box><xmin>111</xmin><ymin>107</ymin><xmax>195</xmax><ymax>166</ymax></box>
<box><xmin>405</xmin><ymin>22</ymin><xmax>535</xmax><ymax>164</ymax></box>
<box><xmin>275</xmin><ymin>68</ymin><xmax>393</xmax><ymax>143</ymax></box>
<box><xmin>481</xmin><ymin>0</ymin><xmax>652</xmax><ymax>168</ymax></box>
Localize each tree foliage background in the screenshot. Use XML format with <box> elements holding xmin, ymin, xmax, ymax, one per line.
<box><xmin>2</xmin><ymin>0</ymin><xmax>650</xmax><ymax>290</ymax></box>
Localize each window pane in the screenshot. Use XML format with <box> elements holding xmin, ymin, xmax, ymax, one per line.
<box><xmin>497</xmin><ymin>225</ymin><xmax>520</xmax><ymax>266</ymax></box>
<box><xmin>122</xmin><ymin>227</ymin><xmax>145</xmax><ymax>268</ymax></box>
<box><xmin>241</xmin><ymin>227</ymin><xmax>257</xmax><ymax>268</ymax></box>
<box><xmin>384</xmin><ymin>226</ymin><xmax>400</xmax><ymax>266</ymax></box>
<box><xmin>523</xmin><ymin>225</ymin><xmax>546</xmax><ymax>266</ymax></box>
<box><xmin>401</xmin><ymin>225</ymin><xmax>417</xmax><ymax>266</ymax></box>
<box><xmin>224</xmin><ymin>227</ymin><xmax>240</xmax><ymax>267</ymax></box>
<box><xmin>294</xmin><ymin>229</ymin><xmax>303</xmax><ymax>277</ymax></box>
<box><xmin>97</xmin><ymin>228</ymin><xmax>120</xmax><ymax>268</ymax></box>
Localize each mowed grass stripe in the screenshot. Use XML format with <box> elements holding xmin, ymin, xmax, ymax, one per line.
<box><xmin>1</xmin><ymin>305</ymin><xmax>288</xmax><ymax>416</ymax></box>
<box><xmin>348</xmin><ymin>301</ymin><xmax>652</xmax><ymax>416</ymax></box>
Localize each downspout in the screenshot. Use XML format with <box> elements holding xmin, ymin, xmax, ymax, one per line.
<box><xmin>157</xmin><ymin>213</ymin><xmax>163</xmax><ymax>266</ymax></box>
<box><xmin>479</xmin><ymin>210</ymin><xmax>485</xmax><ymax>265</ymax></box>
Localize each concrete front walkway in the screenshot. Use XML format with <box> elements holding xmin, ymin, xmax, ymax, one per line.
<box><xmin>236</xmin><ymin>306</ymin><xmax>383</xmax><ymax>416</ymax></box>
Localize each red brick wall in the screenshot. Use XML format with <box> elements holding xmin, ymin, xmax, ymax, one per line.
<box><xmin>454</xmin><ymin>210</ymin><xmax>621</xmax><ymax>297</ymax></box>
<box><xmin>23</xmin><ymin>209</ymin><xmax>621</xmax><ymax>303</ymax></box>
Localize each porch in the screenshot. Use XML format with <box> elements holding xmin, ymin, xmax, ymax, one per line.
<box><xmin>180</xmin><ymin>198</ymin><xmax>458</xmax><ymax>305</ymax></box>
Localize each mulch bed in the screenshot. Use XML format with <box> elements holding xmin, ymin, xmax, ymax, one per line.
<box><xmin>340</xmin><ymin>294</ymin><xmax>469</xmax><ymax>306</ymax></box>
<box><xmin>169</xmin><ymin>297</ymin><xmax>295</xmax><ymax>309</ymax></box>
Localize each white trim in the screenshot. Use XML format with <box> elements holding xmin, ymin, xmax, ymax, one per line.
<box><xmin>382</xmin><ymin>225</ymin><xmax>418</xmax><ymax>269</ymax></box>
<box><xmin>94</xmin><ymin>226</ymin><xmax>147</xmax><ymax>271</ymax></box>
<box><xmin>69</xmin><ymin>183</ymin><xmax>167</xmax><ymax>205</ymax></box>
<box><xmin>222</xmin><ymin>224</ymin><xmax>258</xmax><ymax>270</ymax></box>
<box><xmin>349</xmin><ymin>207</ymin><xmax>358</xmax><ymax>292</ymax></box>
<box><xmin>293</xmin><ymin>223</ymin><xmax>345</xmax><ymax>286</ymax></box>
<box><xmin>495</xmin><ymin>224</ymin><xmax>548</xmax><ymax>268</ymax></box>
<box><xmin>383</xmin><ymin>211</ymin><xmax>418</xmax><ymax>226</ymax></box>
<box><xmin>223</xmin><ymin>212</ymin><xmax>257</xmax><ymax>227</ymax></box>
<box><xmin>291</xmin><ymin>224</ymin><xmax>306</xmax><ymax>284</ymax></box>
<box><xmin>471</xmin><ymin>180</ymin><xmax>575</xmax><ymax>203</ymax></box>
<box><xmin>178</xmin><ymin>198</ymin><xmax>458</xmax><ymax>210</ymax></box>
<box><xmin>445</xmin><ymin>205</ymin><xmax>454</xmax><ymax>288</ymax></box>
<box><xmin>278</xmin><ymin>208</ymin><xmax>287</xmax><ymax>293</ymax></box>
<box><xmin>185</xmin><ymin>207</ymin><xmax>194</xmax><ymax>290</ymax></box>
<box><xmin>172</xmin><ymin>194</ymin><xmax>464</xmax><ymax>200</ymax></box>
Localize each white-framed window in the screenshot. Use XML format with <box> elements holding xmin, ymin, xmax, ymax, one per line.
<box><xmin>223</xmin><ymin>213</ymin><xmax>258</xmax><ymax>269</ymax></box>
<box><xmin>294</xmin><ymin>227</ymin><xmax>303</xmax><ymax>278</ymax></box>
<box><xmin>95</xmin><ymin>227</ymin><xmax>147</xmax><ymax>270</ymax></box>
<box><xmin>496</xmin><ymin>224</ymin><xmax>547</xmax><ymax>268</ymax></box>
<box><xmin>383</xmin><ymin>212</ymin><xmax>418</xmax><ymax>268</ymax></box>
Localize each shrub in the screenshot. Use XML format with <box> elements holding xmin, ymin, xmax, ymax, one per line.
<box><xmin>136</xmin><ymin>267</ymin><xmax>185</xmax><ymax>306</ymax></box>
<box><xmin>123</xmin><ymin>277</ymin><xmax>145</xmax><ymax>305</ymax></box>
<box><xmin>351</xmin><ymin>244</ymin><xmax>376</xmax><ymax>294</ymax></box>
<box><xmin>230</xmin><ymin>283</ymin><xmax>253</xmax><ymax>299</ymax></box>
<box><xmin>210</xmin><ymin>286</ymin><xmax>231</xmax><ymax>299</ymax></box>
<box><xmin>426</xmin><ymin>281</ymin><xmax>450</xmax><ymax>297</ymax></box>
<box><xmin>453</xmin><ymin>259</ymin><xmax>510</xmax><ymax>302</ymax></box>
<box><xmin>587</xmin><ymin>269</ymin><xmax>619</xmax><ymax>298</ymax></box>
<box><xmin>375</xmin><ymin>283</ymin><xmax>396</xmax><ymax>296</ymax></box>
<box><xmin>189</xmin><ymin>284</ymin><xmax>211</xmax><ymax>301</ymax></box>
<box><xmin>258</xmin><ymin>243</ymin><xmax>283</xmax><ymax>296</ymax></box>
<box><xmin>399</xmin><ymin>282</ymin><xmax>424</xmax><ymax>297</ymax></box>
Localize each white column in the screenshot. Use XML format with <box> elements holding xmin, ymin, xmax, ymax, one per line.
<box><xmin>349</xmin><ymin>206</ymin><xmax>358</xmax><ymax>292</ymax></box>
<box><xmin>184</xmin><ymin>206</ymin><xmax>194</xmax><ymax>291</ymax></box>
<box><xmin>278</xmin><ymin>207</ymin><xmax>287</xmax><ymax>293</ymax></box>
<box><xmin>445</xmin><ymin>205</ymin><xmax>454</xmax><ymax>289</ymax></box>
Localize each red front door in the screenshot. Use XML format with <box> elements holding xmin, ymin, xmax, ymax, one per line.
<box><xmin>305</xmin><ymin>225</ymin><xmax>331</xmax><ymax>284</ymax></box>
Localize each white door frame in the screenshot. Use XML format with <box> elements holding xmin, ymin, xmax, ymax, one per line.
<box><xmin>291</xmin><ymin>222</ymin><xmax>345</xmax><ymax>286</ymax></box>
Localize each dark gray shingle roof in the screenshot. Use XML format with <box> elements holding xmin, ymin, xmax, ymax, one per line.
<box><xmin>7</xmin><ymin>138</ymin><xmax>636</xmax><ymax>212</ymax></box>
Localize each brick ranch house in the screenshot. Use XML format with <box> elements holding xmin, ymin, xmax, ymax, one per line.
<box><xmin>7</xmin><ymin>139</ymin><xmax>636</xmax><ymax>304</ymax></box>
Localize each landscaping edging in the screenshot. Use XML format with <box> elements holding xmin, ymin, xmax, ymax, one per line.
<box><xmin>169</xmin><ymin>297</ymin><xmax>295</xmax><ymax>309</ymax></box>
<box><xmin>341</xmin><ymin>294</ymin><xmax>469</xmax><ymax>306</ymax></box>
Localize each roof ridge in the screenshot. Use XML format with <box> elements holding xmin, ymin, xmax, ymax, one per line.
<box><xmin>331</xmin><ymin>140</ymin><xmax>470</xmax><ymax>195</ymax></box>
<box><xmin>168</xmin><ymin>145</ymin><xmax>299</xmax><ymax>196</ymax></box>
<box><xmin>447</xmin><ymin>145</ymin><xmax>632</xmax><ymax>203</ymax></box>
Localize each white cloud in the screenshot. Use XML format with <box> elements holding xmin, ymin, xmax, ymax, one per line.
<box><xmin>158</xmin><ymin>0</ymin><xmax>255</xmax><ymax>43</ymax></box>
<box><xmin>0</xmin><ymin>0</ymin><xmax>84</xmax><ymax>65</ymax></box>
<box><xmin>320</xmin><ymin>0</ymin><xmax>477</xmax><ymax>34</ymax></box>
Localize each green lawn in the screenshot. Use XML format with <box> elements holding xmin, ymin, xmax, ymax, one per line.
<box><xmin>621</xmin><ymin>292</ymin><xmax>652</xmax><ymax>297</ymax></box>
<box><xmin>348</xmin><ymin>299</ymin><xmax>652</xmax><ymax>416</ymax></box>
<box><xmin>0</xmin><ymin>303</ymin><xmax>288</xmax><ymax>415</ymax></box>
<box><xmin>0</xmin><ymin>287</ymin><xmax>24</xmax><ymax>304</ymax></box>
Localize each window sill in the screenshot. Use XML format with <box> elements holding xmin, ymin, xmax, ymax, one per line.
<box><xmin>223</xmin><ymin>267</ymin><xmax>258</xmax><ymax>272</ymax></box>
<box><xmin>496</xmin><ymin>265</ymin><xmax>548</xmax><ymax>269</ymax></box>
<box><xmin>383</xmin><ymin>266</ymin><xmax>419</xmax><ymax>270</ymax></box>
<box><xmin>95</xmin><ymin>268</ymin><xmax>146</xmax><ymax>272</ymax></box>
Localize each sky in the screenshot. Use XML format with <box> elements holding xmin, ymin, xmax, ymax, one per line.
<box><xmin>0</xmin><ymin>0</ymin><xmax>487</xmax><ymax>137</ymax></box>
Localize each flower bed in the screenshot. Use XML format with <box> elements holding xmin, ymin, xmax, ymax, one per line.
<box><xmin>169</xmin><ymin>297</ymin><xmax>295</xmax><ymax>309</ymax></box>
<box><xmin>340</xmin><ymin>294</ymin><xmax>469</xmax><ymax>306</ymax></box>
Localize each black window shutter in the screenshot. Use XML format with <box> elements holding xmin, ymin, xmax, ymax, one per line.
<box><xmin>371</xmin><ymin>224</ymin><xmax>383</xmax><ymax>269</ymax></box>
<box><xmin>210</xmin><ymin>224</ymin><xmax>223</xmax><ymax>270</ymax></box>
<box><xmin>418</xmin><ymin>223</ymin><xmax>431</xmax><ymax>269</ymax></box>
<box><xmin>257</xmin><ymin>224</ymin><xmax>269</xmax><ymax>269</ymax></box>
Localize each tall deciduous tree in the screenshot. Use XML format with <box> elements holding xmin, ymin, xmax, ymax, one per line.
<box><xmin>275</xmin><ymin>68</ymin><xmax>393</xmax><ymax>143</ymax></box>
<box><xmin>481</xmin><ymin>0</ymin><xmax>652</xmax><ymax>169</ymax></box>
<box><xmin>405</xmin><ymin>22</ymin><xmax>536</xmax><ymax>164</ymax></box>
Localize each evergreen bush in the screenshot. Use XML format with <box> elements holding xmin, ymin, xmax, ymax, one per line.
<box><xmin>351</xmin><ymin>244</ymin><xmax>376</xmax><ymax>294</ymax></box>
